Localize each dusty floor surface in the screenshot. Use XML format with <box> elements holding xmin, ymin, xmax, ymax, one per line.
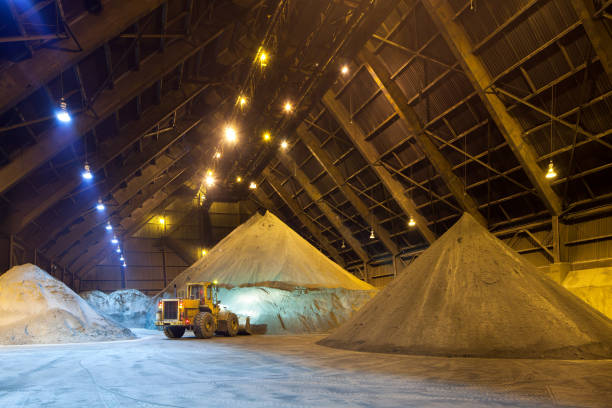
<box><xmin>0</xmin><ymin>330</ymin><xmax>610</xmax><ymax>407</ymax></box>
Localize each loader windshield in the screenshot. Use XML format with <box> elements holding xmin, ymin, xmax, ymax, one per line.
<box><xmin>189</xmin><ymin>285</ymin><xmax>203</xmax><ymax>300</ymax></box>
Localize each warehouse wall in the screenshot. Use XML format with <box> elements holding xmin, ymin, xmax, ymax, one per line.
<box><xmin>79</xmin><ymin>200</ymin><xmax>255</xmax><ymax>295</ymax></box>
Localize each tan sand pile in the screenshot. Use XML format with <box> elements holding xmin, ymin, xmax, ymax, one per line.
<box><xmin>163</xmin><ymin>211</ymin><xmax>375</xmax><ymax>334</ymax></box>
<box><xmin>319</xmin><ymin>213</ymin><xmax>612</xmax><ymax>359</ymax></box>
<box><xmin>166</xmin><ymin>211</ymin><xmax>372</xmax><ymax>291</ymax></box>
<box><xmin>0</xmin><ymin>264</ymin><xmax>134</xmax><ymax>344</ymax></box>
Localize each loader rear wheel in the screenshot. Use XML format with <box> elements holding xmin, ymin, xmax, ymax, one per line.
<box><xmin>225</xmin><ymin>313</ymin><xmax>238</xmax><ymax>337</ymax></box>
<box><xmin>163</xmin><ymin>326</ymin><xmax>185</xmax><ymax>339</ymax></box>
<box><xmin>193</xmin><ymin>312</ymin><xmax>215</xmax><ymax>339</ymax></box>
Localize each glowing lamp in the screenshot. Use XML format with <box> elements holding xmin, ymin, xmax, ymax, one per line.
<box><xmin>205</xmin><ymin>174</ymin><xmax>215</xmax><ymax>187</ymax></box>
<box><xmin>341</xmin><ymin>65</ymin><xmax>349</xmax><ymax>75</ymax></box>
<box><xmin>96</xmin><ymin>199</ymin><xmax>105</xmax><ymax>211</ymax></box>
<box><xmin>280</xmin><ymin>140</ymin><xmax>288</xmax><ymax>150</ymax></box>
<box><xmin>56</xmin><ymin>98</ymin><xmax>71</xmax><ymax>123</ymax></box>
<box><xmin>225</xmin><ymin>126</ymin><xmax>237</xmax><ymax>143</ymax></box>
<box><xmin>283</xmin><ymin>101</ymin><xmax>293</xmax><ymax>113</ymax></box>
<box><xmin>545</xmin><ymin>161</ymin><xmax>557</xmax><ymax>179</ymax></box>
<box><xmin>249</xmin><ymin>182</ymin><xmax>257</xmax><ymax>190</ymax></box>
<box><xmin>158</xmin><ymin>217</ymin><xmax>165</xmax><ymax>225</ymax></box>
<box><xmin>408</xmin><ymin>217</ymin><xmax>416</xmax><ymax>227</ymax></box>
<box><xmin>202</xmin><ymin>249</ymin><xmax>208</xmax><ymax>256</ymax></box>
<box><xmin>116</xmin><ymin>246</ymin><xmax>121</xmax><ymax>254</ymax></box>
<box><xmin>214</xmin><ymin>151</ymin><xmax>221</xmax><ymax>159</ymax></box>
<box><xmin>369</xmin><ymin>228</ymin><xmax>375</xmax><ymax>240</ymax></box>
<box><xmin>81</xmin><ymin>163</ymin><xmax>93</xmax><ymax>180</ymax></box>
<box><xmin>105</xmin><ymin>222</ymin><xmax>113</xmax><ymax>231</ymax></box>
<box><xmin>122</xmin><ymin>262</ymin><xmax>127</xmax><ymax>267</ymax></box>
<box><xmin>120</xmin><ymin>255</ymin><xmax>125</xmax><ymax>261</ymax></box>
<box><xmin>263</xmin><ymin>132</ymin><xmax>271</xmax><ymax>141</ymax></box>
<box><xmin>236</xmin><ymin>176</ymin><xmax>242</xmax><ymax>183</ymax></box>
<box><xmin>111</xmin><ymin>236</ymin><xmax>119</xmax><ymax>245</ymax></box>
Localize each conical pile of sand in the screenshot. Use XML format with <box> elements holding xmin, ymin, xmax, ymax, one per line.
<box><xmin>320</xmin><ymin>213</ymin><xmax>612</xmax><ymax>359</ymax></box>
<box><xmin>166</xmin><ymin>211</ymin><xmax>372</xmax><ymax>291</ymax></box>
<box><xmin>162</xmin><ymin>211</ymin><xmax>375</xmax><ymax>334</ymax></box>
<box><xmin>0</xmin><ymin>264</ymin><xmax>134</xmax><ymax>344</ymax></box>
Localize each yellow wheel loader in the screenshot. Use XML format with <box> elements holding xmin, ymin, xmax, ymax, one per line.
<box><xmin>155</xmin><ymin>282</ymin><xmax>250</xmax><ymax>339</ymax></box>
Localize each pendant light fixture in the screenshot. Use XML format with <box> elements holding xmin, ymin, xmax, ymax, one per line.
<box><xmin>546</xmin><ymin>85</ymin><xmax>558</xmax><ymax>180</ymax></box>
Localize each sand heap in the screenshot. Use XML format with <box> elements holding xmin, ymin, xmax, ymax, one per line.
<box><xmin>81</xmin><ymin>289</ymin><xmax>156</xmax><ymax>328</ymax></box>
<box><xmin>320</xmin><ymin>213</ymin><xmax>612</xmax><ymax>359</ymax></box>
<box><xmin>0</xmin><ymin>264</ymin><xmax>134</xmax><ymax>345</ymax></box>
<box><xmin>163</xmin><ymin>211</ymin><xmax>375</xmax><ymax>333</ymax></box>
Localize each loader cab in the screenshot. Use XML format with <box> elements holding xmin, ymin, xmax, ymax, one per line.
<box><xmin>186</xmin><ymin>282</ymin><xmax>218</xmax><ymax>307</ymax></box>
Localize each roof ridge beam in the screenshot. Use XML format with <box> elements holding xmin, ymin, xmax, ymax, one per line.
<box><xmin>421</xmin><ymin>0</ymin><xmax>562</xmax><ymax>216</ymax></box>
<box><xmin>321</xmin><ymin>92</ymin><xmax>437</xmax><ymax>244</ymax></box>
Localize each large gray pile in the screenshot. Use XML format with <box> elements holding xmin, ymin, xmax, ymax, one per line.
<box><xmin>81</xmin><ymin>289</ymin><xmax>156</xmax><ymax>328</ymax></box>
<box><xmin>320</xmin><ymin>214</ymin><xmax>612</xmax><ymax>359</ymax></box>
<box><xmin>0</xmin><ymin>264</ymin><xmax>134</xmax><ymax>344</ymax></box>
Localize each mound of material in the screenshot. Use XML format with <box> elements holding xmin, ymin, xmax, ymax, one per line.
<box><xmin>0</xmin><ymin>264</ymin><xmax>134</xmax><ymax>345</ymax></box>
<box><xmin>320</xmin><ymin>214</ymin><xmax>612</xmax><ymax>359</ymax></box>
<box><xmin>166</xmin><ymin>211</ymin><xmax>372</xmax><ymax>291</ymax></box>
<box><xmin>217</xmin><ymin>287</ymin><xmax>374</xmax><ymax>334</ymax></box>
<box><xmin>563</xmin><ymin>268</ymin><xmax>612</xmax><ymax>320</ymax></box>
<box><xmin>81</xmin><ymin>289</ymin><xmax>156</xmax><ymax>328</ymax></box>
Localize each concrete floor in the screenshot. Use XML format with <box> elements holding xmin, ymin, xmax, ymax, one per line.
<box><xmin>1</xmin><ymin>329</ymin><xmax>611</xmax><ymax>407</ymax></box>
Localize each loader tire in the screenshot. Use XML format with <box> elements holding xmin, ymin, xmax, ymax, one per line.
<box><xmin>193</xmin><ymin>312</ymin><xmax>215</xmax><ymax>339</ymax></box>
<box><xmin>225</xmin><ymin>313</ymin><xmax>239</xmax><ymax>337</ymax></box>
<box><xmin>163</xmin><ymin>326</ymin><xmax>185</xmax><ymax>339</ymax></box>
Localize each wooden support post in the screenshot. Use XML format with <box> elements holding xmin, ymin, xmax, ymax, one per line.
<box><xmin>263</xmin><ymin>168</ymin><xmax>345</xmax><ymax>266</ymax></box>
<box><xmin>421</xmin><ymin>0</ymin><xmax>562</xmax><ymax>216</ymax></box>
<box><xmin>358</xmin><ymin>47</ymin><xmax>487</xmax><ymax>226</ymax></box>
<box><xmin>320</xmin><ymin>94</ymin><xmax>438</xmax><ymax>242</ymax></box>
<box><xmin>276</xmin><ymin>153</ymin><xmax>370</xmax><ymax>264</ymax></box>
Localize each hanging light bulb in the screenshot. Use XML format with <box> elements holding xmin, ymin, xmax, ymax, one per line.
<box><xmin>56</xmin><ymin>98</ymin><xmax>71</xmax><ymax>123</ymax></box>
<box><xmin>205</xmin><ymin>173</ymin><xmax>215</xmax><ymax>187</ymax></box>
<box><xmin>263</xmin><ymin>131</ymin><xmax>271</xmax><ymax>142</ymax></box>
<box><xmin>214</xmin><ymin>151</ymin><xmax>221</xmax><ymax>159</ymax></box>
<box><xmin>369</xmin><ymin>227</ymin><xmax>375</xmax><ymax>240</ymax></box>
<box><xmin>236</xmin><ymin>176</ymin><xmax>242</xmax><ymax>183</ymax></box>
<box><xmin>81</xmin><ymin>163</ymin><xmax>93</xmax><ymax>180</ymax></box>
<box><xmin>158</xmin><ymin>217</ymin><xmax>165</xmax><ymax>225</ymax></box>
<box><xmin>341</xmin><ymin>240</ymin><xmax>346</xmax><ymax>249</ymax></box>
<box><xmin>119</xmin><ymin>255</ymin><xmax>125</xmax><ymax>262</ymax></box>
<box><xmin>111</xmin><ymin>236</ymin><xmax>119</xmax><ymax>244</ymax></box>
<box><xmin>408</xmin><ymin>216</ymin><xmax>416</xmax><ymax>227</ymax></box>
<box><xmin>237</xmin><ymin>95</ymin><xmax>247</xmax><ymax>108</ymax></box>
<box><xmin>224</xmin><ymin>126</ymin><xmax>237</xmax><ymax>143</ymax></box>
<box><xmin>116</xmin><ymin>246</ymin><xmax>121</xmax><ymax>254</ymax></box>
<box><xmin>545</xmin><ymin>160</ymin><xmax>557</xmax><ymax>179</ymax></box>
<box><xmin>249</xmin><ymin>181</ymin><xmax>257</xmax><ymax>189</ymax></box>
<box><xmin>105</xmin><ymin>222</ymin><xmax>113</xmax><ymax>231</ymax></box>
<box><xmin>257</xmin><ymin>47</ymin><xmax>268</xmax><ymax>67</ymax></box>
<box><xmin>201</xmin><ymin>249</ymin><xmax>208</xmax><ymax>256</ymax></box>
<box><xmin>340</xmin><ymin>65</ymin><xmax>349</xmax><ymax>75</ymax></box>
<box><xmin>95</xmin><ymin>199</ymin><xmax>105</xmax><ymax>211</ymax></box>
<box><xmin>280</xmin><ymin>140</ymin><xmax>289</xmax><ymax>150</ymax></box>
<box><xmin>283</xmin><ymin>101</ymin><xmax>293</xmax><ymax>113</ymax></box>
<box><xmin>122</xmin><ymin>261</ymin><xmax>127</xmax><ymax>267</ymax></box>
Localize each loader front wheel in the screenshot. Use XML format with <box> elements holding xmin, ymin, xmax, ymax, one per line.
<box><xmin>225</xmin><ymin>313</ymin><xmax>238</xmax><ymax>337</ymax></box>
<box><xmin>163</xmin><ymin>326</ymin><xmax>185</xmax><ymax>339</ymax></box>
<box><xmin>193</xmin><ymin>312</ymin><xmax>215</xmax><ymax>339</ymax></box>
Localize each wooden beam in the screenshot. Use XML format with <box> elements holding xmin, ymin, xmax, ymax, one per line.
<box><xmin>0</xmin><ymin>2</ymin><xmax>256</xmax><ymax>195</ymax></box>
<box><xmin>262</xmin><ymin>168</ymin><xmax>345</xmax><ymax>266</ymax></box>
<box><xmin>320</xmin><ymin>95</ymin><xmax>437</xmax><ymax>243</ymax></box>
<box><xmin>276</xmin><ymin>153</ymin><xmax>370</xmax><ymax>263</ymax></box>
<box><xmin>295</xmin><ymin>125</ymin><xmax>400</xmax><ymax>254</ymax></box>
<box><xmin>570</xmin><ymin>0</ymin><xmax>612</xmax><ymax>79</ymax></box>
<box><xmin>421</xmin><ymin>0</ymin><xmax>562</xmax><ymax>216</ymax></box>
<box><xmin>358</xmin><ymin>47</ymin><xmax>488</xmax><ymax>226</ymax></box>
<box><xmin>0</xmin><ymin>0</ymin><xmax>167</xmax><ymax>116</ymax></box>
